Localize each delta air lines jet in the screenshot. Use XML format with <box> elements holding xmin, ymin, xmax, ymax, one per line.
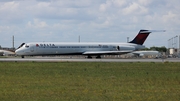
<box><xmin>15</xmin><ymin>30</ymin><xmax>164</xmax><ymax>58</ymax></box>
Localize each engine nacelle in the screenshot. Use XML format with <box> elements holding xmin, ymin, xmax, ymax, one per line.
<box><xmin>117</xmin><ymin>46</ymin><xmax>135</xmax><ymax>51</ymax></box>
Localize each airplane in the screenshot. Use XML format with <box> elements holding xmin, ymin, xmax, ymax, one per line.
<box><xmin>130</xmin><ymin>50</ymin><xmax>161</xmax><ymax>58</ymax></box>
<box><xmin>15</xmin><ymin>29</ymin><xmax>165</xmax><ymax>58</ymax></box>
<box><xmin>0</xmin><ymin>50</ymin><xmax>15</xmax><ymax>56</ymax></box>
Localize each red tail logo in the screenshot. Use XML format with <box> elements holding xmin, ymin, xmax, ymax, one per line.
<box><xmin>129</xmin><ymin>30</ymin><xmax>151</xmax><ymax>45</ymax></box>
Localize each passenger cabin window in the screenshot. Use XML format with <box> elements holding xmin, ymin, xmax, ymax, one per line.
<box><xmin>17</xmin><ymin>43</ymin><xmax>25</xmax><ymax>49</ymax></box>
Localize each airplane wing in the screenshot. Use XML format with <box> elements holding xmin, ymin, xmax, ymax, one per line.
<box><xmin>83</xmin><ymin>50</ymin><xmax>133</xmax><ymax>55</ymax></box>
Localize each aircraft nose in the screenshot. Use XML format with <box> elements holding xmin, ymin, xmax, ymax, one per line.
<box><xmin>15</xmin><ymin>49</ymin><xmax>22</xmax><ymax>55</ymax></box>
<box><xmin>15</xmin><ymin>49</ymin><xmax>19</xmax><ymax>55</ymax></box>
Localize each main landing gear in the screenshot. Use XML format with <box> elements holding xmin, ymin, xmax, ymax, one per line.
<box><xmin>96</xmin><ymin>55</ymin><xmax>101</xmax><ymax>59</ymax></box>
<box><xmin>87</xmin><ymin>55</ymin><xmax>92</xmax><ymax>59</ymax></box>
<box><xmin>87</xmin><ymin>55</ymin><xmax>101</xmax><ymax>59</ymax></box>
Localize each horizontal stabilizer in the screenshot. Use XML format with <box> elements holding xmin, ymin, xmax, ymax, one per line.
<box><xmin>140</xmin><ymin>30</ymin><xmax>166</xmax><ymax>33</ymax></box>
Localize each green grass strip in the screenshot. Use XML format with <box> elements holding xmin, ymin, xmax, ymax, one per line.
<box><xmin>0</xmin><ymin>62</ymin><xmax>179</xmax><ymax>101</ymax></box>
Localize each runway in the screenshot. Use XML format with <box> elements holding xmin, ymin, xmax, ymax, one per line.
<box><xmin>0</xmin><ymin>57</ymin><xmax>180</xmax><ymax>62</ymax></box>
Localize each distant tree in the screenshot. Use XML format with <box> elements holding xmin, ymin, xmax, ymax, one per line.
<box><xmin>159</xmin><ymin>46</ymin><xmax>167</xmax><ymax>52</ymax></box>
<box><xmin>142</xmin><ymin>47</ymin><xmax>150</xmax><ymax>50</ymax></box>
<box><xmin>141</xmin><ymin>46</ymin><xmax>167</xmax><ymax>52</ymax></box>
<box><xmin>149</xmin><ymin>46</ymin><xmax>167</xmax><ymax>52</ymax></box>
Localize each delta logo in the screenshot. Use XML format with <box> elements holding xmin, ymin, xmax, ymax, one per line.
<box><xmin>36</xmin><ymin>44</ymin><xmax>56</xmax><ymax>47</ymax></box>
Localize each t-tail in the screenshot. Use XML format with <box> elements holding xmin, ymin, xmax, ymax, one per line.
<box><xmin>129</xmin><ymin>29</ymin><xmax>165</xmax><ymax>45</ymax></box>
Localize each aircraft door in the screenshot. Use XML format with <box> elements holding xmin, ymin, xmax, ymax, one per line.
<box><xmin>117</xmin><ymin>46</ymin><xmax>120</xmax><ymax>51</ymax></box>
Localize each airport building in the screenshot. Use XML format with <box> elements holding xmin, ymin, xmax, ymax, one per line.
<box><xmin>0</xmin><ymin>47</ymin><xmax>15</xmax><ymax>52</ymax></box>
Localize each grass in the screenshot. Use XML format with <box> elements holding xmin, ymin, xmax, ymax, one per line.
<box><xmin>0</xmin><ymin>62</ymin><xmax>180</xmax><ymax>101</ymax></box>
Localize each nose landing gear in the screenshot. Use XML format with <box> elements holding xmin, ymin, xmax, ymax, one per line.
<box><xmin>87</xmin><ymin>55</ymin><xmax>101</xmax><ymax>59</ymax></box>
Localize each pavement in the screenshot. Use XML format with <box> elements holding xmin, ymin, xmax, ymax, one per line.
<box><xmin>0</xmin><ymin>57</ymin><xmax>180</xmax><ymax>62</ymax></box>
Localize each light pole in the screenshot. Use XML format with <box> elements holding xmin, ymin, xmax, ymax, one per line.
<box><xmin>79</xmin><ymin>35</ymin><xmax>80</xmax><ymax>43</ymax></box>
<box><xmin>127</xmin><ymin>37</ymin><xmax>129</xmax><ymax>42</ymax></box>
<box><xmin>174</xmin><ymin>36</ymin><xmax>178</xmax><ymax>49</ymax></box>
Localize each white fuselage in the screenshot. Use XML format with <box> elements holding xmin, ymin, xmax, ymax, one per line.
<box><xmin>15</xmin><ymin>42</ymin><xmax>145</xmax><ymax>56</ymax></box>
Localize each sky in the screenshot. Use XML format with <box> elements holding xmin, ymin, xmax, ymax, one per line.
<box><xmin>0</xmin><ymin>0</ymin><xmax>180</xmax><ymax>48</ymax></box>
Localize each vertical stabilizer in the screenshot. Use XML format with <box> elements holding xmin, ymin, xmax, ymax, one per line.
<box><xmin>129</xmin><ymin>30</ymin><xmax>151</xmax><ymax>45</ymax></box>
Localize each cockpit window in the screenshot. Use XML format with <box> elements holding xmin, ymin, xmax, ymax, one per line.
<box><xmin>17</xmin><ymin>43</ymin><xmax>25</xmax><ymax>49</ymax></box>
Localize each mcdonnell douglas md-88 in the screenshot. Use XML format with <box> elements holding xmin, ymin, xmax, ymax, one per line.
<box><xmin>15</xmin><ymin>30</ymin><xmax>164</xmax><ymax>58</ymax></box>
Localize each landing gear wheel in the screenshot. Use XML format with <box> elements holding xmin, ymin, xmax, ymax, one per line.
<box><xmin>87</xmin><ymin>55</ymin><xmax>92</xmax><ymax>59</ymax></box>
<box><xmin>96</xmin><ymin>55</ymin><xmax>101</xmax><ymax>59</ymax></box>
